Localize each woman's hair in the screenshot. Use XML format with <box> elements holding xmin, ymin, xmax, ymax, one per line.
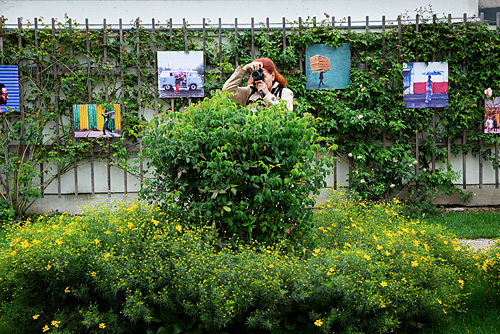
<box><xmin>247</xmin><ymin>57</ymin><xmax>287</xmax><ymax>86</ymax></box>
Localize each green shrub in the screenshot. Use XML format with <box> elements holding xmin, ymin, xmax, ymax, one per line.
<box><xmin>0</xmin><ymin>198</ymin><xmax>15</xmax><ymax>225</ymax></box>
<box><xmin>141</xmin><ymin>91</ymin><xmax>334</xmax><ymax>243</ymax></box>
<box><xmin>0</xmin><ymin>196</ymin><xmax>476</xmax><ymax>334</ymax></box>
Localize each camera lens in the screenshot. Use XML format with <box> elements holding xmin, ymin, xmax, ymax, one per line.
<box><xmin>251</xmin><ymin>69</ymin><xmax>264</xmax><ymax>82</ymax></box>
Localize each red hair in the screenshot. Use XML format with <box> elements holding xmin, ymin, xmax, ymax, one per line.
<box><xmin>247</xmin><ymin>57</ymin><xmax>287</xmax><ymax>86</ymax></box>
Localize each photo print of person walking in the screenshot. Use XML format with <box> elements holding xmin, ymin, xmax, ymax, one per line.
<box><xmin>305</xmin><ymin>43</ymin><xmax>351</xmax><ymax>91</ymax></box>
<box><xmin>403</xmin><ymin>62</ymin><xmax>449</xmax><ymax>108</ymax></box>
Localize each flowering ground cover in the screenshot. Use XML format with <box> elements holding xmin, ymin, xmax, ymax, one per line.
<box><xmin>0</xmin><ymin>192</ymin><xmax>496</xmax><ymax>333</ymax></box>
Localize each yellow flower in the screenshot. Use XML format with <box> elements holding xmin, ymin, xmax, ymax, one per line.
<box><xmin>21</xmin><ymin>241</ymin><xmax>29</xmax><ymax>248</ymax></box>
<box><xmin>64</xmin><ymin>286</ymin><xmax>70</xmax><ymax>293</ymax></box>
<box><xmin>151</xmin><ymin>218</ymin><xmax>159</xmax><ymax>226</ymax></box>
<box><xmin>437</xmin><ymin>299</ymin><xmax>442</xmax><ymax>304</ymax></box>
<box><xmin>314</xmin><ymin>319</ymin><xmax>323</xmax><ymax>327</ymax></box>
<box><xmin>45</xmin><ymin>264</ymin><xmax>52</xmax><ymax>270</ymax></box>
<box><xmin>91</xmin><ymin>271</ymin><xmax>96</xmax><ymax>277</ymax></box>
<box><xmin>42</xmin><ymin>324</ymin><xmax>49</xmax><ymax>332</ymax></box>
<box><xmin>33</xmin><ymin>314</ymin><xmax>39</xmax><ymax>320</ymax></box>
<box><xmin>176</xmin><ymin>225</ymin><xmax>182</xmax><ymax>232</ymax></box>
<box><xmin>411</xmin><ymin>260</ymin><xmax>418</xmax><ymax>267</ymax></box>
<box><xmin>363</xmin><ymin>254</ymin><xmax>371</xmax><ymax>261</ymax></box>
<box><xmin>376</xmin><ymin>245</ymin><xmax>383</xmax><ymax>250</ymax></box>
<box><xmin>51</xmin><ymin>320</ymin><xmax>60</xmax><ymax>327</ymax></box>
<box><xmin>380</xmin><ymin>281</ymin><xmax>388</xmax><ymax>287</ymax></box>
<box><xmin>99</xmin><ymin>323</ymin><xmax>106</xmax><ymax>329</ymax></box>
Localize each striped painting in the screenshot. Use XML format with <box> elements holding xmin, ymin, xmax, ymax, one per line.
<box><xmin>72</xmin><ymin>104</ymin><xmax>121</xmax><ymax>138</ymax></box>
<box><xmin>0</xmin><ymin>66</ymin><xmax>20</xmax><ymax>113</ymax></box>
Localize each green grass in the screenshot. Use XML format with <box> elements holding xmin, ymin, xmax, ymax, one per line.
<box><xmin>424</xmin><ymin>211</ymin><xmax>500</xmax><ymax>239</ymax></box>
<box><xmin>422</xmin><ymin>280</ymin><xmax>500</xmax><ymax>334</ymax></box>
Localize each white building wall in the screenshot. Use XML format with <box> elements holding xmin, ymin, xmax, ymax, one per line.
<box><xmin>2</xmin><ymin>0</ymin><xmax>478</xmax><ymax>25</ymax></box>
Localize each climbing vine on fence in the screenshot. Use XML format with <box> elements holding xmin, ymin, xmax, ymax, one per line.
<box><xmin>0</xmin><ymin>13</ymin><xmax>499</xmax><ymax>217</ymax></box>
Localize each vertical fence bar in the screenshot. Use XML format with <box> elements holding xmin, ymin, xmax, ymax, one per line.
<box><xmin>496</xmin><ymin>144</ymin><xmax>499</xmax><ymax>189</ymax></box>
<box><xmin>34</xmin><ymin>18</ymin><xmax>45</xmax><ymax>197</ymax></box>
<box><xmin>282</xmin><ymin>17</ymin><xmax>286</xmax><ymax>52</ymax></box>
<box><xmin>183</xmin><ymin>18</ymin><xmax>191</xmax><ymax>106</ymax></box>
<box><xmin>382</xmin><ymin>15</ymin><xmax>387</xmax><ymax>148</ymax></box>
<box><xmin>86</xmin><ymin>18</ymin><xmax>95</xmax><ymax>197</ymax></box>
<box><xmin>51</xmin><ymin>19</ymin><xmax>61</xmax><ymax>198</ymax></box>
<box><xmin>462</xmin><ymin>130</ymin><xmax>467</xmax><ymax>189</ymax></box>
<box><xmin>462</xmin><ymin>14</ymin><xmax>467</xmax><ymax>189</ymax></box>
<box><xmin>136</xmin><ymin>18</ymin><xmax>144</xmax><ymax>186</ymax></box>
<box><xmin>103</xmin><ymin>19</ymin><xmax>112</xmax><ymax>198</ymax></box>
<box><xmin>68</xmin><ymin>19</ymin><xmax>78</xmax><ymax>198</ymax></box>
<box><xmin>0</xmin><ymin>22</ymin><xmax>7</xmax><ymax>196</ymax></box>
<box><xmin>169</xmin><ymin>18</ymin><xmax>174</xmax><ymax>112</ymax></box>
<box><xmin>251</xmin><ymin>18</ymin><xmax>255</xmax><ymax>59</ymax></box>
<box><xmin>431</xmin><ymin>15</ymin><xmax>436</xmax><ymax>173</ymax></box>
<box><xmin>218</xmin><ymin>18</ymin><xmax>222</xmax><ymax>75</ymax></box>
<box><xmin>18</xmin><ymin>18</ymin><xmax>25</xmax><ymax>140</ymax></box>
<box><xmin>152</xmin><ymin>18</ymin><xmax>159</xmax><ymax>114</ymax></box>
<box><xmin>298</xmin><ymin>17</ymin><xmax>303</xmax><ymax>74</ymax></box>
<box><xmin>235</xmin><ymin>18</ymin><xmax>239</xmax><ymax>67</ymax></box>
<box><xmin>183</xmin><ymin>18</ymin><xmax>188</xmax><ymax>52</ymax></box>
<box><xmin>169</xmin><ymin>18</ymin><xmax>173</xmax><ymax>43</ymax></box>
<box><xmin>348</xmin><ymin>16</ymin><xmax>351</xmax><ymax>32</ymax></box>
<box><xmin>365</xmin><ymin>16</ymin><xmax>369</xmax><ymax>69</ymax></box>
<box><xmin>494</xmin><ymin>14</ymin><xmax>500</xmax><ymax>190</ymax></box>
<box><xmin>202</xmin><ymin>18</ymin><xmax>206</xmax><ymax>53</ymax></box>
<box><xmin>447</xmin><ymin>14</ymin><xmax>452</xmax><ymax>171</ymax></box>
<box><xmin>119</xmin><ymin>18</ymin><xmax>127</xmax><ymax>195</ymax></box>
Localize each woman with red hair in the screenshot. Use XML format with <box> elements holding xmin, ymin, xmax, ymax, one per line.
<box><xmin>222</xmin><ymin>58</ymin><xmax>293</xmax><ymax>110</ymax></box>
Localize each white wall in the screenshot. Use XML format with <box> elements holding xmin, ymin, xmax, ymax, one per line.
<box><xmin>2</xmin><ymin>0</ymin><xmax>478</xmax><ymax>26</ymax></box>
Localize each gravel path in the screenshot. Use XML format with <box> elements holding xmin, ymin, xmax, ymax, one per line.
<box><xmin>458</xmin><ymin>238</ymin><xmax>499</xmax><ymax>252</ymax></box>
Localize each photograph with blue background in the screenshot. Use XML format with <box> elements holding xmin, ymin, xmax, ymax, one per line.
<box><xmin>305</xmin><ymin>43</ymin><xmax>351</xmax><ymax>90</ymax></box>
<box><xmin>0</xmin><ymin>65</ymin><xmax>20</xmax><ymax>113</ymax></box>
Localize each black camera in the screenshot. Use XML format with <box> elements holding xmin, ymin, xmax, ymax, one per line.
<box><xmin>251</xmin><ymin>68</ymin><xmax>265</xmax><ymax>82</ymax></box>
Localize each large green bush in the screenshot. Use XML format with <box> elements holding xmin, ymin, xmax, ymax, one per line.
<box><xmin>141</xmin><ymin>91</ymin><xmax>334</xmax><ymax>243</ymax></box>
<box><xmin>0</xmin><ymin>196</ymin><xmax>476</xmax><ymax>334</ymax></box>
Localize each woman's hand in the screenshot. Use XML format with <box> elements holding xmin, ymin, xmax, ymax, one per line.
<box><xmin>254</xmin><ymin>80</ymin><xmax>270</xmax><ymax>96</ymax></box>
<box><xmin>242</xmin><ymin>61</ymin><xmax>263</xmax><ymax>72</ymax></box>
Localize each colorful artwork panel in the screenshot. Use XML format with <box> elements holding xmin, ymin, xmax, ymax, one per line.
<box><xmin>157</xmin><ymin>51</ymin><xmax>204</xmax><ymax>98</ymax></box>
<box><xmin>403</xmin><ymin>62</ymin><xmax>449</xmax><ymax>108</ymax></box>
<box><xmin>484</xmin><ymin>98</ymin><xmax>500</xmax><ymax>134</ymax></box>
<box><xmin>0</xmin><ymin>66</ymin><xmax>21</xmax><ymax>113</ymax></box>
<box><xmin>73</xmin><ymin>104</ymin><xmax>121</xmax><ymax>138</ymax></box>
<box><xmin>305</xmin><ymin>43</ymin><xmax>351</xmax><ymax>90</ymax></box>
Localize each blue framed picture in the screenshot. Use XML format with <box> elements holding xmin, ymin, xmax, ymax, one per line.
<box><xmin>305</xmin><ymin>43</ymin><xmax>351</xmax><ymax>90</ymax></box>
<box><xmin>0</xmin><ymin>65</ymin><xmax>20</xmax><ymax>113</ymax></box>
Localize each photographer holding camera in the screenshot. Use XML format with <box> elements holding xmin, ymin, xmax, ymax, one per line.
<box><xmin>222</xmin><ymin>58</ymin><xmax>293</xmax><ymax>110</ymax></box>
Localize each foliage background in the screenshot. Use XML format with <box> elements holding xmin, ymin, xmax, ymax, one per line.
<box><xmin>1</xmin><ymin>13</ymin><xmax>499</xmax><ymax>217</ymax></box>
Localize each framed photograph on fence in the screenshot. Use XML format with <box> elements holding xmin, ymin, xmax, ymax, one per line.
<box><xmin>0</xmin><ymin>65</ymin><xmax>20</xmax><ymax>113</ymax></box>
<box><xmin>73</xmin><ymin>104</ymin><xmax>121</xmax><ymax>138</ymax></box>
<box><xmin>484</xmin><ymin>97</ymin><xmax>500</xmax><ymax>134</ymax></box>
<box><xmin>403</xmin><ymin>62</ymin><xmax>449</xmax><ymax>108</ymax></box>
<box><xmin>157</xmin><ymin>51</ymin><xmax>204</xmax><ymax>98</ymax></box>
<box><xmin>305</xmin><ymin>43</ymin><xmax>351</xmax><ymax>90</ymax></box>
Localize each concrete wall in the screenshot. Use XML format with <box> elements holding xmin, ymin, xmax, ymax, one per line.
<box><xmin>2</xmin><ymin>0</ymin><xmax>478</xmax><ymax>25</ymax></box>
